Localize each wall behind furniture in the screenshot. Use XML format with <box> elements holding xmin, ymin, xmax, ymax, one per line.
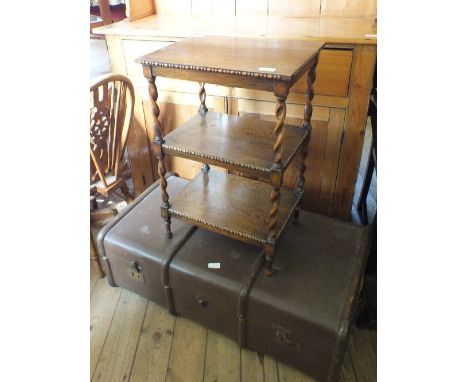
<box><xmin>151</xmin><ymin>0</ymin><xmax>376</xmax><ymax>18</ymax></box>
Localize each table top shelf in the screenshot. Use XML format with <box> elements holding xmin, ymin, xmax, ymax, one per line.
<box><xmin>169</xmin><ymin>170</ymin><xmax>300</xmax><ymax>246</ymax></box>
<box><xmin>163</xmin><ymin>112</ymin><xmax>307</xmax><ymax>176</ymax></box>
<box><xmin>137</xmin><ymin>35</ymin><xmax>324</xmax><ymax>84</ymax></box>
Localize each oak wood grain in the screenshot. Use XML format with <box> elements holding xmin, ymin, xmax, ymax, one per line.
<box><xmin>90</xmin><ymin>279</ymin><xmax>123</xmax><ymax>379</ymax></box>
<box><xmin>298</xmin><ymin>120</ymin><xmax>328</xmax><ymax>212</ymax></box>
<box><xmin>331</xmin><ymin>44</ymin><xmax>376</xmax><ymax>219</ymax></box>
<box><xmin>126</xmin><ymin>0</ymin><xmax>155</xmax><ymax>21</ymax></box>
<box><xmin>163</xmin><ymin>112</ymin><xmax>307</xmax><ymax>176</ymax></box>
<box><xmin>165</xmin><ymin>317</ymin><xmax>207</xmax><ymax>382</ymax></box>
<box><xmin>169</xmin><ymin>170</ymin><xmax>300</xmax><ymax>246</ymax></box>
<box><xmin>129</xmin><ymin>301</ymin><xmax>176</xmax><ymax>381</ymax></box>
<box><xmin>292</xmin><ymin>48</ymin><xmax>353</xmax><ymax>97</ymax></box>
<box><xmin>241</xmin><ymin>348</ymin><xmax>265</xmax><ymax>381</ymax></box>
<box><xmin>204</xmin><ymin>330</ymin><xmax>241</xmax><ymax>382</ymax></box>
<box><xmin>92</xmin><ymin>290</ymin><xmax>148</xmax><ymax>382</ymax></box>
<box><xmin>137</xmin><ymin>36</ymin><xmax>323</xmax><ymax>84</ymax></box>
<box><xmin>90</xmin><ymin>264</ymin><xmax>99</xmax><ymax>296</ymax></box>
<box><xmin>95</xmin><ymin>15</ymin><xmax>377</xmax><ymax>45</ymax></box>
<box><xmin>317</xmin><ymin>108</ymin><xmax>346</xmax><ymax>215</ymax></box>
<box><xmin>236</xmin><ymin>99</ymin><xmax>329</xmax><ymax>121</ymax></box>
<box><xmin>264</xmin><ymin>355</ymin><xmax>280</xmax><ymax>382</ymax></box>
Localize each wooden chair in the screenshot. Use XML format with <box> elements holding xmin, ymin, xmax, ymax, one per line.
<box><xmin>90</xmin><ymin>73</ymin><xmax>135</xmax><ymax>276</ymax></box>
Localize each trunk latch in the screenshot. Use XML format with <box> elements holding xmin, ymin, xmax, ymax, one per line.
<box><xmin>128</xmin><ymin>261</ymin><xmax>145</xmax><ymax>283</ymax></box>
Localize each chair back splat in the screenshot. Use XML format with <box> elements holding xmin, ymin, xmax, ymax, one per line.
<box><xmin>90</xmin><ymin>74</ymin><xmax>135</xmax><ymax>193</ymax></box>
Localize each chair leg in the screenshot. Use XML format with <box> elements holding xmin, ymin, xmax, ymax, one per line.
<box><xmin>90</xmin><ymin>232</ymin><xmax>105</xmax><ymax>278</ymax></box>
<box><xmin>90</xmin><ymin>207</ymin><xmax>117</xmax><ymax>223</ymax></box>
<box><xmin>120</xmin><ymin>181</ymin><xmax>134</xmax><ymax>204</ymax></box>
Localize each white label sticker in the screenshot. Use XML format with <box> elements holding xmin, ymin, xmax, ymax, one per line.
<box><xmin>208</xmin><ymin>262</ymin><xmax>221</xmax><ymax>269</ymax></box>
<box><xmin>258</xmin><ymin>67</ymin><xmax>277</xmax><ymax>72</ymax></box>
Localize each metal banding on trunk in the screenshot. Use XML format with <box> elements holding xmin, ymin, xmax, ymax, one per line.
<box><xmin>160</xmin><ymin>225</ymin><xmax>197</xmax><ymax>315</ymax></box>
<box><xmin>96</xmin><ymin>175</ymin><xmax>170</xmax><ymax>287</ymax></box>
<box><xmin>237</xmin><ymin>252</ymin><xmax>266</xmax><ymax>347</ymax></box>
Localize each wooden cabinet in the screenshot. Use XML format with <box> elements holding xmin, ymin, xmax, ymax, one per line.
<box><xmin>97</xmin><ymin>14</ymin><xmax>376</xmax><ymax>221</ymax></box>
<box><xmin>296</xmin><ymin>48</ymin><xmax>353</xmax><ymax>97</ymax></box>
<box><xmin>123</xmin><ymin>39</ymin><xmax>175</xmax><ymax>84</ymax></box>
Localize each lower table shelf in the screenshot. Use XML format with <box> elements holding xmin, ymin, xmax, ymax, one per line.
<box><xmin>162</xmin><ymin>112</ymin><xmax>307</xmax><ymax>177</ymax></box>
<box><xmin>169</xmin><ymin>170</ymin><xmax>300</xmax><ymax>246</ymax></box>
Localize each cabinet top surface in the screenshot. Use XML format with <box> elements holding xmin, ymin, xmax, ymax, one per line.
<box><xmin>94</xmin><ymin>15</ymin><xmax>377</xmax><ymax>45</ymax></box>
<box><xmin>136</xmin><ymin>35</ymin><xmax>323</xmax><ymax>80</ymax></box>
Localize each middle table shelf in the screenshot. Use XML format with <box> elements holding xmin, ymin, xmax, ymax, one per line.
<box><xmin>162</xmin><ymin>112</ymin><xmax>308</xmax><ymax>177</ymax></box>
<box><xmin>169</xmin><ymin>170</ymin><xmax>301</xmax><ymax>246</ymax></box>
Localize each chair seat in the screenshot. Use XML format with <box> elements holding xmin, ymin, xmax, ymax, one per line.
<box><xmin>91</xmin><ymin>173</ymin><xmax>117</xmax><ymax>189</ymax></box>
<box><xmin>90</xmin><ymin>161</ymin><xmax>131</xmax><ymax>196</ymax></box>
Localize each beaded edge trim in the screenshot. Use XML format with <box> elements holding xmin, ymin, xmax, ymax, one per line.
<box><xmin>162</xmin><ymin>130</ymin><xmax>307</xmax><ymax>175</ymax></box>
<box><xmin>137</xmin><ymin>59</ymin><xmax>285</xmax><ymax>80</ymax></box>
<box><xmin>162</xmin><ymin>144</ymin><xmax>269</xmax><ymax>173</ymax></box>
<box><xmin>169</xmin><ymin>191</ymin><xmax>301</xmax><ymax>245</ymax></box>
<box><xmin>137</xmin><ymin>48</ymin><xmax>321</xmax><ymax>82</ymax></box>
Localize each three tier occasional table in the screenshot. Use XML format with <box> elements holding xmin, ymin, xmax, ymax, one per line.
<box><xmin>137</xmin><ymin>36</ymin><xmax>324</xmax><ymax>275</ymax></box>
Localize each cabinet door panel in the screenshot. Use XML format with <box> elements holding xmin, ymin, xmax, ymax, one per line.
<box><xmin>235</xmin><ymin>98</ymin><xmax>329</xmax><ymax>122</ymax></box>
<box><xmin>283</xmin><ymin>109</ymin><xmax>346</xmax><ymax>215</ymax></box>
<box><xmin>315</xmin><ymin>108</ymin><xmax>346</xmax><ymax>215</ymax></box>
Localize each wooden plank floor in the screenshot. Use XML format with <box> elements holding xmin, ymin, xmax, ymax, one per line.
<box><xmin>90</xmin><ymin>266</ymin><xmax>376</xmax><ymax>382</ymax></box>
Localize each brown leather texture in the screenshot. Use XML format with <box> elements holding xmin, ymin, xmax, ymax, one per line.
<box><xmin>98</xmin><ymin>176</ymin><xmax>195</xmax><ymax>306</ymax></box>
<box><xmin>247</xmin><ymin>215</ymin><xmax>370</xmax><ymax>381</ymax></box>
<box><xmin>98</xmin><ymin>175</ymin><xmax>370</xmax><ymax>381</ymax></box>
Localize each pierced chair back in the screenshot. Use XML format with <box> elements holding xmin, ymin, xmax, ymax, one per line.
<box><xmin>90</xmin><ymin>74</ymin><xmax>135</xmax><ymax>197</ymax></box>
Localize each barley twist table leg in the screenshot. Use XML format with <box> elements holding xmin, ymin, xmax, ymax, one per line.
<box><xmin>266</xmin><ymin>84</ymin><xmax>288</xmax><ymax>276</ymax></box>
<box><xmin>198</xmin><ymin>82</ymin><xmax>210</xmax><ymax>173</ymax></box>
<box><xmin>147</xmin><ymin>71</ymin><xmax>172</xmax><ymax>239</ymax></box>
<box><xmin>198</xmin><ymin>82</ymin><xmax>208</xmax><ymax>115</ymax></box>
<box><xmin>294</xmin><ymin>58</ymin><xmax>318</xmax><ymax>223</ymax></box>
